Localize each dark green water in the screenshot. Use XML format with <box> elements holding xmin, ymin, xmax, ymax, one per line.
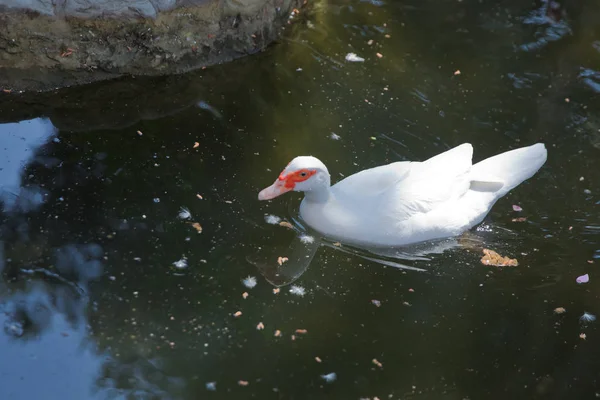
<box><xmin>1</xmin><ymin>0</ymin><xmax>600</xmax><ymax>399</ymax></box>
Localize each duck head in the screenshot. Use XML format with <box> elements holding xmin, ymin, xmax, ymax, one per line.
<box><xmin>258</xmin><ymin>156</ymin><xmax>330</xmax><ymax>201</ymax></box>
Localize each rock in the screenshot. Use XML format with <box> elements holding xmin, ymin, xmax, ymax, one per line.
<box><xmin>0</xmin><ymin>0</ymin><xmax>303</xmax><ymax>92</ymax></box>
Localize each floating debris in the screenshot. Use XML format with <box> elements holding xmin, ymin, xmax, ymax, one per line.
<box><xmin>279</xmin><ymin>221</ymin><xmax>294</xmax><ymax>229</ymax></box>
<box><xmin>265</xmin><ymin>214</ymin><xmax>281</xmax><ymax>225</ymax></box>
<box><xmin>408</xmin><ymin>288</ymin><xmax>414</xmax><ymax>293</ymax></box>
<box><xmin>480</xmin><ymin>249</ymin><xmax>518</xmax><ymax>267</ymax></box>
<box><xmin>205</xmin><ymin>382</ymin><xmax>217</xmax><ymax>391</ymax></box>
<box><xmin>233</xmin><ymin>311</ymin><xmax>242</xmax><ymax>318</ymax></box>
<box><xmin>289</xmin><ymin>285</ymin><xmax>306</xmax><ymax>297</ymax></box>
<box><xmin>372</xmin><ymin>359</ymin><xmax>383</xmax><ymax>368</ymax></box>
<box><xmin>274</xmin><ymin>330</ymin><xmax>282</xmax><ymax>337</ymax></box>
<box><xmin>277</xmin><ymin>256</ymin><xmax>289</xmax><ymax>266</ymax></box>
<box><xmin>512</xmin><ymin>217</ymin><xmax>527</xmax><ymax>222</ymax></box>
<box><xmin>554</xmin><ymin>307</ymin><xmax>566</xmax><ymax>314</ymax></box>
<box><xmin>321</xmin><ymin>372</ymin><xmax>337</xmax><ymax>383</ymax></box>
<box><xmin>242</xmin><ymin>276</ymin><xmax>257</xmax><ymax>289</ymax></box>
<box><xmin>273</xmin><ymin>288</ymin><xmax>280</xmax><ymax>294</ymax></box>
<box><xmin>330</xmin><ymin>133</ymin><xmax>341</xmax><ymax>140</ymax></box>
<box><xmin>257</xmin><ymin>322</ymin><xmax>265</xmax><ymax>330</ymax></box>
<box><xmin>315</xmin><ymin>357</ymin><xmax>322</xmax><ymax>363</ymax></box>
<box><xmin>376</xmin><ymin>52</ymin><xmax>383</xmax><ymax>58</ymax></box>
<box><xmin>172</xmin><ymin>257</ymin><xmax>188</xmax><ymax>269</ymax></box>
<box><xmin>242</xmin><ymin>292</ymin><xmax>249</xmax><ymax>299</ymax></box>
<box><xmin>576</xmin><ymin>274</ymin><xmax>590</xmax><ymax>284</ymax></box>
<box><xmin>299</xmin><ymin>234</ymin><xmax>315</xmax><ymax>244</ymax></box>
<box><xmin>454</xmin><ymin>70</ymin><xmax>461</xmax><ymax>76</ymax></box>
<box><xmin>580</xmin><ymin>312</ymin><xmax>596</xmax><ymax>323</ymax></box>
<box><xmin>237</xmin><ymin>380</ymin><xmax>249</xmax><ymax>387</ymax></box>
<box><xmin>196</xmin><ymin>194</ymin><xmax>203</xmax><ymax>200</ymax></box>
<box><xmin>178</xmin><ymin>206</ymin><xmax>192</xmax><ymax>220</ymax></box>
<box><xmin>371</xmin><ymin>299</ymin><xmax>381</xmax><ymax>307</ymax></box>
<box><xmin>345</xmin><ymin>53</ymin><xmax>365</xmax><ymax>62</ymax></box>
<box><xmin>512</xmin><ymin>204</ymin><xmax>523</xmax><ymax>212</ymax></box>
<box><xmin>193</xmin><ymin>142</ymin><xmax>200</xmax><ymax>148</ymax></box>
<box><xmin>137</xmin><ymin>130</ymin><xmax>143</xmax><ymax>136</ymax></box>
<box><xmin>367</xmin><ymin>39</ymin><xmax>374</xmax><ymax>45</ymax></box>
<box><xmin>580</xmin><ymin>333</ymin><xmax>587</xmax><ymax>340</ymax></box>
<box><xmin>190</xmin><ymin>222</ymin><xmax>203</xmax><ymax>233</ymax></box>
<box><xmin>295</xmin><ymin>329</ymin><xmax>308</xmax><ymax>334</ymax></box>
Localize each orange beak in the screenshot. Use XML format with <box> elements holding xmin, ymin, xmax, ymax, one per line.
<box><xmin>258</xmin><ymin>179</ymin><xmax>292</xmax><ymax>200</ymax></box>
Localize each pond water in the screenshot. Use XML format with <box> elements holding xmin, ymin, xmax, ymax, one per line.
<box><xmin>1</xmin><ymin>0</ymin><xmax>600</xmax><ymax>399</ymax></box>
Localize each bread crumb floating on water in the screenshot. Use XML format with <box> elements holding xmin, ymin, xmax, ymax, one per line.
<box><xmin>295</xmin><ymin>329</ymin><xmax>308</xmax><ymax>334</ymax></box>
<box><xmin>580</xmin><ymin>333</ymin><xmax>587</xmax><ymax>340</ymax></box>
<box><xmin>190</xmin><ymin>222</ymin><xmax>203</xmax><ymax>233</ymax></box>
<box><xmin>242</xmin><ymin>275</ymin><xmax>257</xmax><ymax>288</ymax></box>
<box><xmin>372</xmin><ymin>358</ymin><xmax>383</xmax><ymax>368</ymax></box>
<box><xmin>238</xmin><ymin>380</ymin><xmax>249</xmax><ymax>387</ymax></box>
<box><xmin>137</xmin><ymin>130</ymin><xmax>143</xmax><ymax>136</ymax></box>
<box><xmin>277</xmin><ymin>256</ymin><xmax>289</xmax><ymax>266</ymax></box>
<box><xmin>512</xmin><ymin>217</ymin><xmax>527</xmax><ymax>222</ymax></box>
<box><xmin>274</xmin><ymin>330</ymin><xmax>282</xmax><ymax>337</ymax></box>
<box><xmin>193</xmin><ymin>142</ymin><xmax>200</xmax><ymax>148</ymax></box>
<box><xmin>289</xmin><ymin>285</ymin><xmax>306</xmax><ymax>297</ymax></box>
<box><xmin>233</xmin><ymin>311</ymin><xmax>242</xmax><ymax>318</ymax></box>
<box><xmin>273</xmin><ymin>288</ymin><xmax>280</xmax><ymax>294</ymax></box>
<box><xmin>315</xmin><ymin>356</ymin><xmax>322</xmax><ymax>363</ymax></box>
<box><xmin>242</xmin><ymin>292</ymin><xmax>249</xmax><ymax>299</ymax></box>
<box><xmin>345</xmin><ymin>53</ymin><xmax>365</xmax><ymax>62</ymax></box>
<box><xmin>205</xmin><ymin>382</ymin><xmax>217</xmax><ymax>391</ymax></box>
<box><xmin>371</xmin><ymin>299</ymin><xmax>381</xmax><ymax>307</ymax></box>
<box><xmin>256</xmin><ymin>322</ymin><xmax>265</xmax><ymax>330</ymax></box>
<box><xmin>265</xmin><ymin>214</ymin><xmax>281</xmax><ymax>225</ymax></box>
<box><xmin>279</xmin><ymin>221</ymin><xmax>294</xmax><ymax>229</ymax></box>
<box><xmin>554</xmin><ymin>307</ymin><xmax>566</xmax><ymax>314</ymax></box>
<box><xmin>321</xmin><ymin>372</ymin><xmax>337</xmax><ymax>383</ymax></box>
<box><xmin>196</xmin><ymin>194</ymin><xmax>203</xmax><ymax>200</ymax></box>
<box><xmin>480</xmin><ymin>249</ymin><xmax>518</xmax><ymax>267</ymax></box>
<box><xmin>376</xmin><ymin>52</ymin><xmax>383</xmax><ymax>58</ymax></box>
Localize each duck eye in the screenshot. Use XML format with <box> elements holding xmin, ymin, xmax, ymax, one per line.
<box><xmin>300</xmin><ymin>172</ymin><xmax>307</xmax><ymax>177</ymax></box>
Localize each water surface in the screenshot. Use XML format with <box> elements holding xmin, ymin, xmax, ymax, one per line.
<box><xmin>1</xmin><ymin>0</ymin><xmax>600</xmax><ymax>399</ymax></box>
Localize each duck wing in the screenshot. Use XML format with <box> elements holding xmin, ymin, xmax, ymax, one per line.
<box><xmin>331</xmin><ymin>144</ymin><xmax>476</xmax><ymax>223</ymax></box>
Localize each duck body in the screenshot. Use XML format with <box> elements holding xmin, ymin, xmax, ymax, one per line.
<box><xmin>259</xmin><ymin>143</ymin><xmax>548</xmax><ymax>248</ymax></box>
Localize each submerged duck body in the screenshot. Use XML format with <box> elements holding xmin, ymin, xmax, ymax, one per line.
<box><xmin>258</xmin><ymin>143</ymin><xmax>547</xmax><ymax>247</ymax></box>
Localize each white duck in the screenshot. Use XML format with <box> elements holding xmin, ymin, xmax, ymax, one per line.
<box><xmin>258</xmin><ymin>143</ymin><xmax>547</xmax><ymax>247</ymax></box>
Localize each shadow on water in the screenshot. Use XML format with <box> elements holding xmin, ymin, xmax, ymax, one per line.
<box><xmin>0</xmin><ymin>0</ymin><xmax>600</xmax><ymax>399</ymax></box>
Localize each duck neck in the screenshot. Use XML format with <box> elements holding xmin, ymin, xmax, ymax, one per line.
<box><xmin>303</xmin><ymin>185</ymin><xmax>331</xmax><ymax>203</ymax></box>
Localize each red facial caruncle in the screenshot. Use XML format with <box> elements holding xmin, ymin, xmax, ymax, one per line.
<box><xmin>278</xmin><ymin>169</ymin><xmax>317</xmax><ymax>189</ymax></box>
